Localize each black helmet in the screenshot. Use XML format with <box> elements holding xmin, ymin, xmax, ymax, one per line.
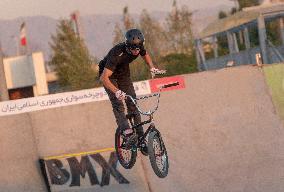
<box><xmin>125</xmin><ymin>28</ymin><xmax>145</xmax><ymax>49</ymax></box>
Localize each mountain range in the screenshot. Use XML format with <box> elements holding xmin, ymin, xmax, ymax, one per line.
<box><xmin>0</xmin><ymin>4</ymin><xmax>232</xmax><ymax>68</ymax></box>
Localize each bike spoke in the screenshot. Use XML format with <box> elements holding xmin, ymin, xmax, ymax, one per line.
<box><xmin>115</xmin><ymin>127</ymin><xmax>137</xmax><ymax>169</ymax></box>
<box><xmin>117</xmin><ymin>134</ymin><xmax>134</xmax><ymax>165</ymax></box>
<box><xmin>153</xmin><ymin>138</ymin><xmax>167</xmax><ymax>172</ymax></box>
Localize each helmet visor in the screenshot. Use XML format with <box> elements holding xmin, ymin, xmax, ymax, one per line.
<box><xmin>128</xmin><ymin>44</ymin><xmax>142</xmax><ymax>51</ymax></box>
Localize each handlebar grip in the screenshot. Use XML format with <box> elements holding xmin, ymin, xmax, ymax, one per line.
<box><xmin>162</xmin><ymin>82</ymin><xmax>179</xmax><ymax>89</ymax></box>
<box><xmin>137</xmin><ymin>93</ymin><xmax>160</xmax><ymax>100</ymax></box>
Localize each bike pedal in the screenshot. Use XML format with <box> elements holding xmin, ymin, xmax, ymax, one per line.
<box><xmin>139</xmin><ymin>142</ymin><xmax>148</xmax><ymax>156</ymax></box>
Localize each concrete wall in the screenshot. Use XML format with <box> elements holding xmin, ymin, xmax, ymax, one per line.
<box><xmin>263</xmin><ymin>63</ymin><xmax>284</xmax><ymax>123</ymax></box>
<box><xmin>0</xmin><ymin>114</ymin><xmax>46</xmax><ymax>192</ymax></box>
<box><xmin>143</xmin><ymin>65</ymin><xmax>284</xmax><ymax>192</ymax></box>
<box><xmin>0</xmin><ymin>65</ymin><xmax>283</xmax><ymax>191</ymax></box>
<box><xmin>32</xmin><ymin>52</ymin><xmax>48</xmax><ymax>96</ymax></box>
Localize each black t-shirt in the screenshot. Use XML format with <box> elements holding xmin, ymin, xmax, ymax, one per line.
<box><xmin>99</xmin><ymin>43</ymin><xmax>146</xmax><ymax>81</ymax></box>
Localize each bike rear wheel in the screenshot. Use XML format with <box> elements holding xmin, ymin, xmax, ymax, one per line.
<box><xmin>115</xmin><ymin>128</ymin><xmax>137</xmax><ymax>169</ymax></box>
<box><xmin>148</xmin><ymin>128</ymin><xmax>169</xmax><ymax>178</ymax></box>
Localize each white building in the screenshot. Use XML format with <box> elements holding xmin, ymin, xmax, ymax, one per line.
<box><xmin>3</xmin><ymin>52</ymin><xmax>49</xmax><ymax>99</ymax></box>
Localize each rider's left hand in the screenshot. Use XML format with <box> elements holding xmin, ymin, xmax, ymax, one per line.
<box><xmin>115</xmin><ymin>90</ymin><xmax>126</xmax><ymax>101</ymax></box>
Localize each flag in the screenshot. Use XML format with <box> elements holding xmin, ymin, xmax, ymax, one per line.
<box><xmin>71</xmin><ymin>13</ymin><xmax>77</xmax><ymax>21</ymax></box>
<box><xmin>20</xmin><ymin>22</ymin><xmax>27</xmax><ymax>46</ymax></box>
<box><xmin>70</xmin><ymin>12</ymin><xmax>79</xmax><ymax>36</ymax></box>
<box><xmin>70</xmin><ymin>11</ymin><xmax>84</xmax><ymax>39</ymax></box>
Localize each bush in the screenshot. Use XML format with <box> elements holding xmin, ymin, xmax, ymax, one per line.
<box><xmin>128</xmin><ymin>53</ymin><xmax>198</xmax><ymax>82</ymax></box>
<box><xmin>159</xmin><ymin>53</ymin><xmax>198</xmax><ymax>77</ymax></box>
<box><xmin>130</xmin><ymin>57</ymin><xmax>151</xmax><ymax>81</ymax></box>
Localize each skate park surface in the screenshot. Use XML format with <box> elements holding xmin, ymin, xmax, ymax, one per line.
<box><xmin>0</xmin><ymin>64</ymin><xmax>283</xmax><ymax>192</ymax></box>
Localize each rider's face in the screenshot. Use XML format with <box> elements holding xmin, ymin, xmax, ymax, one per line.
<box><xmin>130</xmin><ymin>48</ymin><xmax>140</xmax><ymax>56</ymax></box>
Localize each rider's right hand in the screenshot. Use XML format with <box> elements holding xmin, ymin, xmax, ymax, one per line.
<box><xmin>115</xmin><ymin>90</ymin><xmax>126</xmax><ymax>100</ymax></box>
<box><xmin>150</xmin><ymin>67</ymin><xmax>166</xmax><ymax>78</ymax></box>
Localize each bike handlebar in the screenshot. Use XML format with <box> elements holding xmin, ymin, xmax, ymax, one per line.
<box><xmin>125</xmin><ymin>82</ymin><xmax>180</xmax><ymax>116</ymax></box>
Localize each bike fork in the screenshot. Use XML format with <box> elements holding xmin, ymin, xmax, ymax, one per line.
<box><xmin>138</xmin><ymin>123</ymin><xmax>155</xmax><ymax>142</ymax></box>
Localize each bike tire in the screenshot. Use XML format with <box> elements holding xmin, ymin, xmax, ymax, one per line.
<box><xmin>148</xmin><ymin>128</ymin><xmax>169</xmax><ymax>178</ymax></box>
<box><xmin>115</xmin><ymin>128</ymin><xmax>137</xmax><ymax>169</ymax></box>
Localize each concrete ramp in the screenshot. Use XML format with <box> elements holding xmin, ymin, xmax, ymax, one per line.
<box><xmin>263</xmin><ymin>64</ymin><xmax>284</xmax><ymax>124</ymax></box>
<box><xmin>0</xmin><ymin>114</ymin><xmax>46</xmax><ymax>192</ymax></box>
<box><xmin>0</xmin><ymin>65</ymin><xmax>283</xmax><ymax>192</ymax></box>
<box><xmin>142</xmin><ymin>65</ymin><xmax>284</xmax><ymax>192</ymax></box>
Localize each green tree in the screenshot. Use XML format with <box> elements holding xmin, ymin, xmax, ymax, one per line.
<box><xmin>139</xmin><ymin>9</ymin><xmax>166</xmax><ymax>60</ymax></box>
<box><xmin>112</xmin><ymin>23</ymin><xmax>124</xmax><ymax>46</ymax></box>
<box><xmin>230</xmin><ymin>7</ymin><xmax>238</xmax><ymax>15</ymax></box>
<box><xmin>165</xmin><ymin>1</ymin><xmax>194</xmax><ymax>54</ymax></box>
<box><xmin>112</xmin><ymin>6</ymin><xmax>136</xmax><ymax>46</ymax></box>
<box><xmin>218</xmin><ymin>11</ymin><xmax>228</xmax><ymax>19</ymax></box>
<box><xmin>179</xmin><ymin>5</ymin><xmax>195</xmax><ymax>53</ymax></box>
<box><xmin>159</xmin><ymin>53</ymin><xmax>198</xmax><ymax>76</ymax></box>
<box><xmin>123</xmin><ymin>6</ymin><xmax>135</xmax><ymax>30</ymax></box>
<box><xmin>266</xmin><ymin>20</ymin><xmax>281</xmax><ymax>46</ymax></box>
<box><xmin>237</xmin><ymin>0</ymin><xmax>259</xmax><ymax>10</ymax></box>
<box><xmin>50</xmin><ymin>20</ymin><xmax>97</xmax><ymax>91</ymax></box>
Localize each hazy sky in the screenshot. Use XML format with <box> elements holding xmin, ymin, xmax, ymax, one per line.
<box><xmin>0</xmin><ymin>0</ymin><xmax>235</xmax><ymax>20</ymax></box>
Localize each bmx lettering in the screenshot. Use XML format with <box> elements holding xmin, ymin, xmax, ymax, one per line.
<box><xmin>43</xmin><ymin>152</ymin><xmax>129</xmax><ymax>188</ymax></box>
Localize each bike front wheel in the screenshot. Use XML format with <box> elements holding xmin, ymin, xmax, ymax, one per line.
<box><xmin>115</xmin><ymin>128</ymin><xmax>137</xmax><ymax>169</ymax></box>
<box><xmin>148</xmin><ymin>128</ymin><xmax>169</xmax><ymax>178</ymax></box>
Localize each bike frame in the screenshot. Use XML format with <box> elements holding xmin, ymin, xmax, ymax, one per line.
<box><xmin>125</xmin><ymin>82</ymin><xmax>179</xmax><ymax>144</ymax></box>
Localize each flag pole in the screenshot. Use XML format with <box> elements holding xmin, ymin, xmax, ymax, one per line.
<box><xmin>20</xmin><ymin>22</ymin><xmax>29</xmax><ymax>55</ymax></box>
<box><xmin>11</xmin><ymin>35</ymin><xmax>19</xmax><ymax>56</ymax></box>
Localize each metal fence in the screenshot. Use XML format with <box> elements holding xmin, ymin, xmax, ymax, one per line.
<box><xmin>202</xmin><ymin>45</ymin><xmax>284</xmax><ymax>70</ymax></box>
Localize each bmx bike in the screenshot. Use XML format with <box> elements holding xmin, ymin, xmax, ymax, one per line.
<box><xmin>114</xmin><ymin>81</ymin><xmax>179</xmax><ymax>178</ymax></box>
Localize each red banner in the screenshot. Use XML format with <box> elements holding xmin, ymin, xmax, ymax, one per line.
<box><xmin>149</xmin><ymin>76</ymin><xmax>185</xmax><ymax>93</ymax></box>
